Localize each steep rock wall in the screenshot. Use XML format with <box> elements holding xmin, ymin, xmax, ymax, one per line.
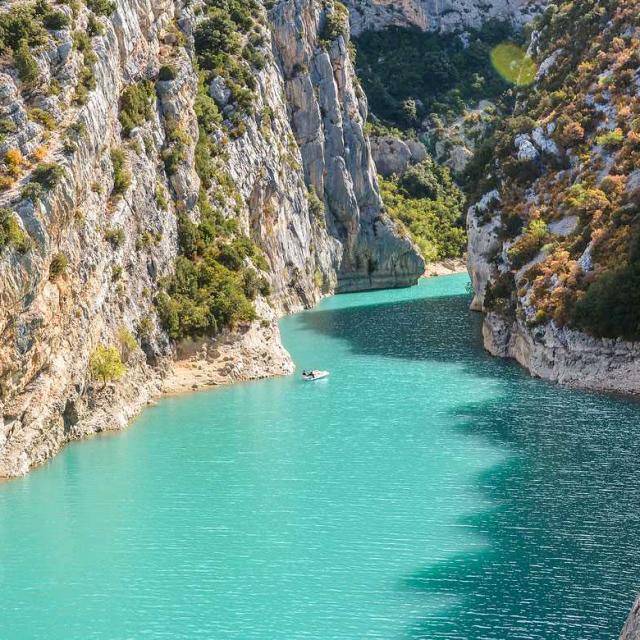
<box><xmin>466</xmin><ymin>1</ymin><xmax>640</xmax><ymax>397</ymax></box>
<box><xmin>344</xmin><ymin>0</ymin><xmax>545</xmax><ymax>36</ymax></box>
<box><xmin>0</xmin><ymin>0</ymin><xmax>422</xmax><ymax>477</ymax></box>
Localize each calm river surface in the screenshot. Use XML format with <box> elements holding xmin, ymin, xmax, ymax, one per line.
<box><xmin>1</xmin><ymin>274</ymin><xmax>640</xmax><ymax>639</ymax></box>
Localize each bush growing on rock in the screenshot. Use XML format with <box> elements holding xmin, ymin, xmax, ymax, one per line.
<box><xmin>49</xmin><ymin>252</ymin><xmax>68</xmax><ymax>279</ymax></box>
<box><xmin>119</xmin><ymin>81</ymin><xmax>155</xmax><ymax>137</ymax></box>
<box><xmin>89</xmin><ymin>345</ymin><xmax>126</xmax><ymax>390</ymax></box>
<box><xmin>0</xmin><ymin>5</ymin><xmax>47</xmax><ymax>53</ymax></box>
<box><xmin>42</xmin><ymin>9</ymin><xmax>70</xmax><ymax>30</ymax></box>
<box><xmin>32</xmin><ymin>162</ymin><xmax>64</xmax><ymax>190</ymax></box>
<box><xmin>110</xmin><ymin>148</ymin><xmax>131</xmax><ymax>195</ymax></box>
<box><xmin>0</xmin><ymin>208</ymin><xmax>29</xmax><ymax>252</ymax></box>
<box><xmin>157</xmin><ymin>65</ymin><xmax>177</xmax><ymax>81</ymax></box>
<box><xmin>20</xmin><ymin>182</ymin><xmax>44</xmax><ymax>202</ymax></box>
<box><xmin>15</xmin><ymin>39</ymin><xmax>39</xmax><ymax>84</ymax></box>
<box><xmin>104</xmin><ymin>225</ymin><xmax>125</xmax><ymax>248</ymax></box>
<box><xmin>117</xmin><ymin>327</ymin><xmax>138</xmax><ymax>363</ymax></box>
<box><xmin>192</xmin><ymin>0</ymin><xmax>264</xmax><ymax>119</ymax></box>
<box><xmin>507</xmin><ymin>220</ymin><xmax>548</xmax><ymax>270</ymax></box>
<box><xmin>29</xmin><ymin>107</ymin><xmax>56</xmax><ymax>130</ymax></box>
<box><xmin>87</xmin><ymin>0</ymin><xmax>116</xmax><ymax>17</ymax></box>
<box><xmin>320</xmin><ymin>1</ymin><xmax>349</xmax><ymax>42</ymax></box>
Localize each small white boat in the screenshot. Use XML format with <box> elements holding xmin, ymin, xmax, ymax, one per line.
<box><xmin>302</xmin><ymin>370</ymin><xmax>330</xmax><ymax>381</ymax></box>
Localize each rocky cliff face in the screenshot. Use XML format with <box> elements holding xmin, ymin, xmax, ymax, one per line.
<box><xmin>344</xmin><ymin>0</ymin><xmax>545</xmax><ymax>36</ymax></box>
<box><xmin>467</xmin><ymin>0</ymin><xmax>640</xmax><ymax>396</ymax></box>
<box><xmin>0</xmin><ymin>0</ymin><xmax>422</xmax><ymax>477</ymax></box>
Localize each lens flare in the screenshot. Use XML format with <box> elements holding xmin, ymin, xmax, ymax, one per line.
<box><xmin>490</xmin><ymin>43</ymin><xmax>537</xmax><ymax>86</ymax></box>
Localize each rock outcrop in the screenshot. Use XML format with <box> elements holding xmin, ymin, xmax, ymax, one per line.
<box><xmin>621</xmin><ymin>597</ymin><xmax>640</xmax><ymax>640</ymax></box>
<box><xmin>370</xmin><ymin>135</ymin><xmax>427</xmax><ymax>177</ymax></box>
<box><xmin>345</xmin><ymin>0</ymin><xmax>545</xmax><ymax>36</ymax></box>
<box><xmin>0</xmin><ymin>0</ymin><xmax>422</xmax><ymax>477</ymax></box>
<box><xmin>483</xmin><ymin>312</ymin><xmax>640</xmax><ymax>396</ymax></box>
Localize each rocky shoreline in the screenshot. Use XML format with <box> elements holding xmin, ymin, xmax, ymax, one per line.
<box><xmin>482</xmin><ymin>312</ymin><xmax>640</xmax><ymax>397</ymax></box>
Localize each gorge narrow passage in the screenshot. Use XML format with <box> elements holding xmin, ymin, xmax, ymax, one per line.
<box><xmin>1</xmin><ymin>274</ymin><xmax>639</xmax><ymax>639</ymax></box>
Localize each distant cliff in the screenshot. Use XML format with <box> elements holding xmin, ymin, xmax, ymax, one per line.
<box><xmin>344</xmin><ymin>0</ymin><xmax>545</xmax><ymax>35</ymax></box>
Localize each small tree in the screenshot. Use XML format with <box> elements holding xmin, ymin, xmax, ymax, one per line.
<box><xmin>89</xmin><ymin>345</ymin><xmax>126</xmax><ymax>390</ymax></box>
<box><xmin>15</xmin><ymin>39</ymin><xmax>39</xmax><ymax>84</ymax></box>
<box><xmin>117</xmin><ymin>327</ymin><xmax>137</xmax><ymax>363</ymax></box>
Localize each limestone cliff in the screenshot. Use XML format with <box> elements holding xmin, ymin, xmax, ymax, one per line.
<box><xmin>344</xmin><ymin>0</ymin><xmax>544</xmax><ymax>36</ymax></box>
<box><xmin>466</xmin><ymin>0</ymin><xmax>640</xmax><ymax>396</ymax></box>
<box><xmin>0</xmin><ymin>0</ymin><xmax>422</xmax><ymax>477</ymax></box>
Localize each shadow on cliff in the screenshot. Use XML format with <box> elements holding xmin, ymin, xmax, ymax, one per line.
<box><xmin>299</xmin><ymin>289</ymin><xmax>640</xmax><ymax>640</ymax></box>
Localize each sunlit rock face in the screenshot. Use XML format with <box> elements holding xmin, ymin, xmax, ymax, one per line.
<box><xmin>0</xmin><ymin>0</ymin><xmax>422</xmax><ymax>477</ymax></box>
<box><xmin>344</xmin><ymin>0</ymin><xmax>546</xmax><ymax>36</ymax></box>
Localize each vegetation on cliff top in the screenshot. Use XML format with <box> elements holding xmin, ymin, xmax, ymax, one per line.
<box><xmin>475</xmin><ymin>0</ymin><xmax>640</xmax><ymax>340</ymax></box>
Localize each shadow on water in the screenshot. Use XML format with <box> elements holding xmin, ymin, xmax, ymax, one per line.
<box><xmin>302</xmin><ymin>290</ymin><xmax>640</xmax><ymax>639</ymax></box>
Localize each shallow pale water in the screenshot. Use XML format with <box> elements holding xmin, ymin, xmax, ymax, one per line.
<box><xmin>2</xmin><ymin>274</ymin><xmax>640</xmax><ymax>639</ymax></box>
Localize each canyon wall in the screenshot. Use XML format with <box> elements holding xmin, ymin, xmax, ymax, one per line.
<box><xmin>344</xmin><ymin>0</ymin><xmax>545</xmax><ymax>35</ymax></box>
<box><xmin>467</xmin><ymin>1</ymin><xmax>640</xmax><ymax>396</ymax></box>
<box><xmin>0</xmin><ymin>0</ymin><xmax>423</xmax><ymax>477</ymax></box>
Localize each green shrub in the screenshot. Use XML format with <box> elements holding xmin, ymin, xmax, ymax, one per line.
<box><xmin>484</xmin><ymin>272</ymin><xmax>515</xmax><ymax>313</ymax></box>
<box><xmin>29</xmin><ymin>107</ymin><xmax>56</xmax><ymax>130</ymax></box>
<box><xmin>110</xmin><ymin>148</ymin><xmax>131</xmax><ymax>195</ymax></box>
<box><xmin>43</xmin><ymin>10</ymin><xmax>70</xmax><ymax>30</ymax></box>
<box><xmin>0</xmin><ymin>208</ymin><xmax>29</xmax><ymax>252</ymax></box>
<box><xmin>307</xmin><ymin>187</ymin><xmax>325</xmax><ymax>222</ymax></box>
<box><xmin>321</xmin><ymin>2</ymin><xmax>349</xmax><ymax>41</ymax></box>
<box><xmin>119</xmin><ymin>81</ymin><xmax>155</xmax><ymax>136</ymax></box>
<box><xmin>104</xmin><ymin>225</ymin><xmax>125</xmax><ymax>248</ymax></box>
<box><xmin>117</xmin><ymin>327</ymin><xmax>137</xmax><ymax>362</ymax></box>
<box><xmin>49</xmin><ymin>252</ymin><xmax>68</xmax><ymax>279</ymax></box>
<box><xmin>192</xmin><ymin>0</ymin><xmax>263</xmax><ymax>118</ymax></box>
<box><xmin>15</xmin><ymin>39</ymin><xmax>39</xmax><ymax>83</ymax></box>
<box><xmin>595</xmin><ymin>128</ymin><xmax>624</xmax><ymax>150</ymax></box>
<box><xmin>137</xmin><ymin>315</ymin><xmax>154</xmax><ymax>341</ymax></box>
<box><xmin>32</xmin><ymin>162</ymin><xmax>64</xmax><ymax>190</ymax></box>
<box><xmin>0</xmin><ymin>118</ymin><xmax>18</xmax><ymax>136</ymax></box>
<box><xmin>0</xmin><ymin>5</ymin><xmax>47</xmax><ymax>52</ymax></box>
<box><xmin>87</xmin><ymin>0</ymin><xmax>116</xmax><ymax>17</ymax></box>
<box><xmin>400</xmin><ymin>157</ymin><xmax>447</xmax><ymax>200</ymax></box>
<box><xmin>157</xmin><ymin>64</ymin><xmax>177</xmax><ymax>81</ymax></box>
<box><xmin>87</xmin><ymin>14</ymin><xmax>105</xmax><ymax>36</ymax></box>
<box><xmin>21</xmin><ymin>182</ymin><xmax>44</xmax><ymax>202</ymax></box>
<box><xmin>507</xmin><ymin>220</ymin><xmax>548</xmax><ymax>269</ymax></box>
<box><xmin>573</xmin><ymin>264</ymin><xmax>640</xmax><ymax>340</ymax></box>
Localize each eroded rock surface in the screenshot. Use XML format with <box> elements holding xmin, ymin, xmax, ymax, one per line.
<box><xmin>345</xmin><ymin>0</ymin><xmax>545</xmax><ymax>36</ymax></box>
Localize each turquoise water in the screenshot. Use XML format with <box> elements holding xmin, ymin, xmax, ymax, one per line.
<box><xmin>1</xmin><ymin>274</ymin><xmax>640</xmax><ymax>639</ymax></box>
